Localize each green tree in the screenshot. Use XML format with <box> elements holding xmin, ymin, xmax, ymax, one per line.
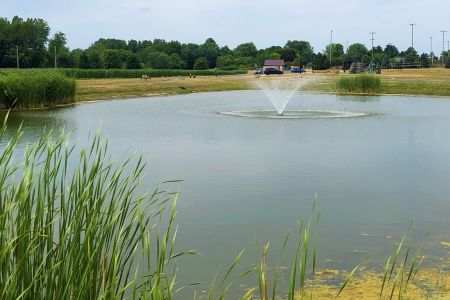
<box><xmin>400</xmin><ymin>47</ymin><xmax>419</xmax><ymax>63</ymax></box>
<box><xmin>312</xmin><ymin>52</ymin><xmax>329</xmax><ymax>70</ymax></box>
<box><xmin>324</xmin><ymin>43</ymin><xmax>344</xmax><ymax>66</ymax></box>
<box><xmin>346</xmin><ymin>43</ymin><xmax>369</xmax><ymax>61</ymax></box>
<box><xmin>48</xmin><ymin>32</ymin><xmax>71</xmax><ymax>67</ymax></box>
<box><xmin>79</xmin><ymin>51</ymin><xmax>90</xmax><ymax>69</ymax></box>
<box><xmin>234</xmin><ymin>42</ymin><xmax>257</xmax><ymax>57</ymax></box>
<box><xmin>103</xmin><ymin>50</ymin><xmax>122</xmax><ymax>69</ymax></box>
<box><xmin>280</xmin><ymin>47</ymin><xmax>297</xmax><ymax>63</ymax></box>
<box><xmin>128</xmin><ymin>39</ymin><xmax>138</xmax><ymax>53</ymax></box>
<box><xmin>194</xmin><ymin>57</ymin><xmax>208</xmax><ymax>70</ymax></box>
<box><xmin>0</xmin><ymin>16</ymin><xmax>50</xmax><ymax>68</ymax></box>
<box><xmin>145</xmin><ymin>52</ymin><xmax>171</xmax><ymax>69</ymax></box>
<box><xmin>87</xmin><ymin>50</ymin><xmax>102</xmax><ymax>68</ymax></box>
<box><xmin>284</xmin><ymin>40</ymin><xmax>314</xmax><ymax>65</ymax></box>
<box><xmin>200</xmin><ymin>38</ymin><xmax>219</xmax><ymax>68</ymax></box>
<box><xmin>180</xmin><ymin>43</ymin><xmax>200</xmax><ymax>69</ymax></box>
<box><xmin>384</xmin><ymin>44</ymin><xmax>399</xmax><ymax>59</ymax></box>
<box><xmin>420</xmin><ymin>53</ymin><xmax>430</xmax><ymax>68</ymax></box>
<box><xmin>170</xmin><ymin>53</ymin><xmax>186</xmax><ymax>69</ymax></box>
<box><xmin>126</xmin><ymin>53</ymin><xmax>141</xmax><ymax>69</ymax></box>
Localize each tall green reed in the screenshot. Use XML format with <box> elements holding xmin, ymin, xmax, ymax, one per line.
<box><xmin>0</xmin><ymin>70</ymin><xmax>76</xmax><ymax>108</ymax></box>
<box><xmin>336</xmin><ymin>74</ymin><xmax>381</xmax><ymax>93</ymax></box>
<box><xmin>0</xmin><ymin>116</ymin><xmax>185</xmax><ymax>299</ymax></box>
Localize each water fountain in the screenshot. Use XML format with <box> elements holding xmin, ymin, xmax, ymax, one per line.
<box><xmin>219</xmin><ymin>76</ymin><xmax>370</xmax><ymax>119</ymax></box>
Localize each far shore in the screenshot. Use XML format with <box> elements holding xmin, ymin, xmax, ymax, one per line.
<box><xmin>75</xmin><ymin>68</ymin><xmax>450</xmax><ymax>103</ymax></box>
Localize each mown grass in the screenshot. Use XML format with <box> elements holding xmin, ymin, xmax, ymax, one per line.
<box><xmin>335</xmin><ymin>74</ymin><xmax>381</xmax><ymax>93</ymax></box>
<box><xmin>75</xmin><ymin>76</ymin><xmax>251</xmax><ymax>102</ymax></box>
<box><xmin>302</xmin><ymin>68</ymin><xmax>450</xmax><ymax>97</ymax></box>
<box><xmin>0</xmin><ymin>70</ymin><xmax>76</xmax><ymax>109</ymax></box>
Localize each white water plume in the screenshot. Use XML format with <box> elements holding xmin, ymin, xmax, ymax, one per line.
<box><xmin>253</xmin><ymin>77</ymin><xmax>313</xmax><ymax>115</ymax></box>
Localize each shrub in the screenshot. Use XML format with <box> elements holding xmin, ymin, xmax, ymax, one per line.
<box><xmin>0</xmin><ymin>70</ymin><xmax>76</xmax><ymax>108</ymax></box>
<box><xmin>336</xmin><ymin>74</ymin><xmax>381</xmax><ymax>93</ymax></box>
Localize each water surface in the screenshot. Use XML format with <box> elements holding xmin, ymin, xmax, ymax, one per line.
<box><xmin>3</xmin><ymin>91</ymin><xmax>450</xmax><ymax>296</ymax></box>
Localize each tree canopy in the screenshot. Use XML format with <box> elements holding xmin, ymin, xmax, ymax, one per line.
<box><xmin>0</xmin><ymin>15</ymin><xmax>439</xmax><ymax>70</ymax></box>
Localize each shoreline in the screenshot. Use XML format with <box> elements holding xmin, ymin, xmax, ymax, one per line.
<box><xmin>3</xmin><ymin>68</ymin><xmax>450</xmax><ymax>111</ymax></box>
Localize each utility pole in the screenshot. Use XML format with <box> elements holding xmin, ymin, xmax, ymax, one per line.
<box><xmin>329</xmin><ymin>30</ymin><xmax>333</xmax><ymax>69</ymax></box>
<box><xmin>447</xmin><ymin>40</ymin><xmax>449</xmax><ymax>52</ymax></box>
<box><xmin>370</xmin><ymin>32</ymin><xmax>376</xmax><ymax>62</ymax></box>
<box><xmin>54</xmin><ymin>46</ymin><xmax>57</xmax><ymax>69</ymax></box>
<box><xmin>410</xmin><ymin>23</ymin><xmax>416</xmax><ymax>49</ymax></box>
<box><xmin>430</xmin><ymin>36</ymin><xmax>434</xmax><ymax>66</ymax></box>
<box><xmin>16</xmin><ymin>45</ymin><xmax>19</xmax><ymax>68</ymax></box>
<box><xmin>440</xmin><ymin>30</ymin><xmax>447</xmax><ymax>64</ymax></box>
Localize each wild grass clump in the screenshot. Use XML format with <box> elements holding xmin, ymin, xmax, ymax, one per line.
<box><xmin>0</xmin><ymin>70</ymin><xmax>76</xmax><ymax>108</ymax></box>
<box><xmin>0</xmin><ymin>118</ymin><xmax>184</xmax><ymax>299</ymax></box>
<box><xmin>336</xmin><ymin>74</ymin><xmax>381</xmax><ymax>93</ymax></box>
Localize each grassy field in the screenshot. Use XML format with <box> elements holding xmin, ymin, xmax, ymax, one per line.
<box><xmin>75</xmin><ymin>68</ymin><xmax>450</xmax><ymax>103</ymax></box>
<box><xmin>76</xmin><ymin>75</ymin><xmax>250</xmax><ymax>102</ymax></box>
<box><xmin>302</xmin><ymin>68</ymin><xmax>450</xmax><ymax>97</ymax></box>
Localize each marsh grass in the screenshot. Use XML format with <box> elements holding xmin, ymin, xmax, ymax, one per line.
<box><xmin>335</xmin><ymin>74</ymin><xmax>381</xmax><ymax>93</ymax></box>
<box><xmin>0</xmin><ymin>116</ymin><xmax>186</xmax><ymax>299</ymax></box>
<box><xmin>0</xmin><ymin>70</ymin><xmax>76</xmax><ymax>108</ymax></box>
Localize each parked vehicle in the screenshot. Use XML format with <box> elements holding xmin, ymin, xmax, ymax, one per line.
<box><xmin>290</xmin><ymin>67</ymin><xmax>305</xmax><ymax>73</ymax></box>
<box><xmin>254</xmin><ymin>68</ymin><xmax>263</xmax><ymax>75</ymax></box>
<box><xmin>264</xmin><ymin>67</ymin><xmax>283</xmax><ymax>75</ymax></box>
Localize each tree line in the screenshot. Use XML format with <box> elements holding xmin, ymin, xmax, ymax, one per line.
<box><xmin>1</xmin><ymin>16</ymin><xmax>449</xmax><ymax>70</ymax></box>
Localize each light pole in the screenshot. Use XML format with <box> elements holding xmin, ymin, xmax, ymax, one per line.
<box><xmin>370</xmin><ymin>32</ymin><xmax>376</xmax><ymax>63</ymax></box>
<box><xmin>329</xmin><ymin>30</ymin><xmax>333</xmax><ymax>69</ymax></box>
<box><xmin>410</xmin><ymin>23</ymin><xmax>416</xmax><ymax>49</ymax></box>
<box><xmin>440</xmin><ymin>30</ymin><xmax>447</xmax><ymax>64</ymax></box>
<box><xmin>430</xmin><ymin>36</ymin><xmax>434</xmax><ymax>66</ymax></box>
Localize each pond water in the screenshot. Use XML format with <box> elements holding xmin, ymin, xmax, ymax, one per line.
<box><xmin>2</xmin><ymin>91</ymin><xmax>450</xmax><ymax>297</ymax></box>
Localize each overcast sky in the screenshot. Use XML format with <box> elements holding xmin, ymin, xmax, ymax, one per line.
<box><xmin>2</xmin><ymin>0</ymin><xmax>449</xmax><ymax>53</ymax></box>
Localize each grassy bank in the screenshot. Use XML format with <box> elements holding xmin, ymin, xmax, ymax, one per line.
<box><xmin>75</xmin><ymin>75</ymin><xmax>251</xmax><ymax>102</ymax></box>
<box><xmin>0</xmin><ymin>70</ymin><xmax>76</xmax><ymax>108</ymax></box>
<box><xmin>76</xmin><ymin>68</ymin><xmax>450</xmax><ymax>104</ymax></box>
<box><xmin>303</xmin><ymin>68</ymin><xmax>450</xmax><ymax>97</ymax></box>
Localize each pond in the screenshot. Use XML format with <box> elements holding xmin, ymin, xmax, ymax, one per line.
<box><xmin>3</xmin><ymin>91</ymin><xmax>450</xmax><ymax>297</ymax></box>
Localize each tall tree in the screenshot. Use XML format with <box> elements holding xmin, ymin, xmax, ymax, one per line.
<box><xmin>346</xmin><ymin>43</ymin><xmax>369</xmax><ymax>61</ymax></box>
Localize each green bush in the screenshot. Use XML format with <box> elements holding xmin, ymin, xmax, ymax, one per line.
<box><xmin>336</xmin><ymin>74</ymin><xmax>381</xmax><ymax>93</ymax></box>
<box><xmin>0</xmin><ymin>70</ymin><xmax>76</xmax><ymax>108</ymax></box>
